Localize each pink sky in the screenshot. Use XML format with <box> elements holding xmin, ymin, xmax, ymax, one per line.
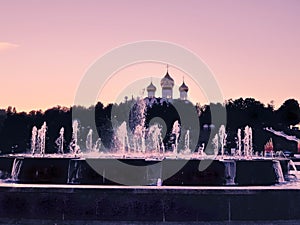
<box><xmin>0</xmin><ymin>0</ymin><xmax>300</xmax><ymax>112</ymax></box>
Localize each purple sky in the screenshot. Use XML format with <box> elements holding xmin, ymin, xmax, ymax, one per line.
<box><xmin>0</xmin><ymin>0</ymin><xmax>300</xmax><ymax>111</ymax></box>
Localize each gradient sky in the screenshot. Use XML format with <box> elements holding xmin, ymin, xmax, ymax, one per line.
<box><xmin>1</xmin><ymin>0</ymin><xmax>300</xmax><ymax>112</ymax></box>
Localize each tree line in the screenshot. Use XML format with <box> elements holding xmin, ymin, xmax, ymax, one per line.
<box><xmin>0</xmin><ymin>97</ymin><xmax>299</xmax><ymax>155</ymax></box>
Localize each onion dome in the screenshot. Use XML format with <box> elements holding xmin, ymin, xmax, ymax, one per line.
<box><xmin>160</xmin><ymin>71</ymin><xmax>174</xmax><ymax>88</ymax></box>
<box><xmin>147</xmin><ymin>82</ymin><xmax>156</xmax><ymax>92</ymax></box>
<box><xmin>179</xmin><ymin>81</ymin><xmax>189</xmax><ymax>92</ymax></box>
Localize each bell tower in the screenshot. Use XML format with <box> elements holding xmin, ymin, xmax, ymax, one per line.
<box><xmin>179</xmin><ymin>78</ymin><xmax>189</xmax><ymax>100</ymax></box>
<box><xmin>160</xmin><ymin>65</ymin><xmax>174</xmax><ymax>99</ymax></box>
<box><xmin>147</xmin><ymin>79</ymin><xmax>156</xmax><ymax>98</ymax></box>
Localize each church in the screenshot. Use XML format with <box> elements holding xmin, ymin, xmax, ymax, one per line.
<box><xmin>146</xmin><ymin>67</ymin><xmax>189</xmax><ymax>101</ymax></box>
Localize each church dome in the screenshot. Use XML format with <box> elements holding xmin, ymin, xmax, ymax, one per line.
<box><xmin>179</xmin><ymin>81</ymin><xmax>189</xmax><ymax>92</ymax></box>
<box><xmin>160</xmin><ymin>71</ymin><xmax>174</xmax><ymax>88</ymax></box>
<box><xmin>147</xmin><ymin>82</ymin><xmax>156</xmax><ymax>92</ymax></box>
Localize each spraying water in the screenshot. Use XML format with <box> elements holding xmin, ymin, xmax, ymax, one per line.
<box><xmin>132</xmin><ymin>98</ymin><xmax>147</xmax><ymax>153</ymax></box>
<box><xmin>172</xmin><ymin>121</ymin><xmax>180</xmax><ymax>156</ymax></box>
<box><xmin>116</xmin><ymin>122</ymin><xmax>130</xmax><ymax>154</ymax></box>
<box><xmin>11</xmin><ymin>158</ymin><xmax>23</xmax><ymax>181</ymax></box>
<box><xmin>31</xmin><ymin>126</ymin><xmax>38</xmax><ymax>155</ymax></box>
<box><xmin>69</xmin><ymin>120</ymin><xmax>80</xmax><ymax>155</ymax></box>
<box><xmin>219</xmin><ymin>125</ymin><xmax>227</xmax><ymax>157</ymax></box>
<box><xmin>133</xmin><ymin>125</ymin><xmax>144</xmax><ymax>153</ymax></box>
<box><xmin>55</xmin><ymin>127</ymin><xmax>65</xmax><ymax>154</ymax></box>
<box><xmin>237</xmin><ymin>129</ymin><xmax>242</xmax><ymax>157</ymax></box>
<box><xmin>198</xmin><ymin>143</ymin><xmax>205</xmax><ymax>155</ymax></box>
<box><xmin>243</xmin><ymin>126</ymin><xmax>252</xmax><ymax>157</ymax></box>
<box><xmin>184</xmin><ymin>130</ymin><xmax>190</xmax><ymax>153</ymax></box>
<box><xmin>86</xmin><ymin>129</ymin><xmax>93</xmax><ymax>152</ymax></box>
<box><xmin>148</xmin><ymin>124</ymin><xmax>163</xmax><ymax>154</ymax></box>
<box><xmin>93</xmin><ymin>138</ymin><xmax>102</xmax><ymax>152</ymax></box>
<box><xmin>37</xmin><ymin>122</ymin><xmax>47</xmax><ymax>156</ymax></box>
<box><xmin>273</xmin><ymin>160</ymin><xmax>285</xmax><ymax>183</ymax></box>
<box><xmin>249</xmin><ymin>127</ymin><xmax>253</xmax><ymax>156</ymax></box>
<box><xmin>212</xmin><ymin>134</ymin><xmax>219</xmax><ymax>156</ymax></box>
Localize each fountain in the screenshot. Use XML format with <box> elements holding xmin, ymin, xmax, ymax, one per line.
<box><xmin>243</xmin><ymin>125</ymin><xmax>253</xmax><ymax>157</ymax></box>
<box><xmin>2</xmin><ymin>118</ymin><xmax>291</xmax><ymax>187</ymax></box>
<box><xmin>132</xmin><ymin>124</ymin><xmax>145</xmax><ymax>154</ymax></box>
<box><xmin>69</xmin><ymin>120</ymin><xmax>80</xmax><ymax>155</ymax></box>
<box><xmin>171</xmin><ymin>120</ymin><xmax>180</xmax><ymax>156</ymax></box>
<box><xmin>147</xmin><ymin>124</ymin><xmax>163</xmax><ymax>155</ymax></box>
<box><xmin>37</xmin><ymin>122</ymin><xmax>47</xmax><ymax>156</ymax></box>
<box><xmin>249</xmin><ymin>127</ymin><xmax>253</xmax><ymax>156</ymax></box>
<box><xmin>31</xmin><ymin>126</ymin><xmax>38</xmax><ymax>155</ymax></box>
<box><xmin>0</xmin><ymin>93</ymin><xmax>292</xmax><ymax>188</ymax></box>
<box><xmin>93</xmin><ymin>138</ymin><xmax>101</xmax><ymax>152</ymax></box>
<box><xmin>273</xmin><ymin>160</ymin><xmax>285</xmax><ymax>183</ymax></box>
<box><xmin>183</xmin><ymin>130</ymin><xmax>190</xmax><ymax>153</ymax></box>
<box><xmin>55</xmin><ymin>127</ymin><xmax>65</xmax><ymax>154</ymax></box>
<box><xmin>133</xmin><ymin>97</ymin><xmax>147</xmax><ymax>154</ymax></box>
<box><xmin>0</xmin><ymin>108</ymin><xmax>297</xmax><ymax>223</ymax></box>
<box><xmin>237</xmin><ymin>128</ymin><xmax>242</xmax><ymax>156</ymax></box>
<box><xmin>288</xmin><ymin>160</ymin><xmax>300</xmax><ymax>179</ymax></box>
<box><xmin>11</xmin><ymin>158</ymin><xmax>23</xmax><ymax>181</ymax></box>
<box><xmin>197</xmin><ymin>143</ymin><xmax>205</xmax><ymax>156</ymax></box>
<box><xmin>219</xmin><ymin>125</ymin><xmax>227</xmax><ymax>157</ymax></box>
<box><xmin>85</xmin><ymin>129</ymin><xmax>103</xmax><ymax>153</ymax></box>
<box><xmin>85</xmin><ymin>129</ymin><xmax>93</xmax><ymax>152</ymax></box>
<box><xmin>30</xmin><ymin>122</ymin><xmax>48</xmax><ymax>156</ymax></box>
<box><xmin>115</xmin><ymin>122</ymin><xmax>130</xmax><ymax>154</ymax></box>
<box><xmin>212</xmin><ymin>134</ymin><xmax>219</xmax><ymax>156</ymax></box>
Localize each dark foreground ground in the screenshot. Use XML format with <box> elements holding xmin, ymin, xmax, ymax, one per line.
<box><xmin>1</xmin><ymin>184</ymin><xmax>300</xmax><ymax>224</ymax></box>
<box><xmin>0</xmin><ymin>219</ymin><xmax>300</xmax><ymax>225</ymax></box>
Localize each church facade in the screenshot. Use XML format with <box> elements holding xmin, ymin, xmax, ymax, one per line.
<box><xmin>146</xmin><ymin>69</ymin><xmax>189</xmax><ymax>101</ymax></box>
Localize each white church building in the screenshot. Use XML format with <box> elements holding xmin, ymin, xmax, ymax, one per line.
<box><xmin>146</xmin><ymin>68</ymin><xmax>189</xmax><ymax>101</ymax></box>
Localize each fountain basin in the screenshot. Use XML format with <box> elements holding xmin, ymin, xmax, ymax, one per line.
<box><xmin>68</xmin><ymin>158</ymin><xmax>159</xmax><ymax>185</ymax></box>
<box><xmin>162</xmin><ymin>159</ymin><xmax>236</xmax><ymax>186</ymax></box>
<box><xmin>0</xmin><ymin>156</ymin><xmax>289</xmax><ymax>186</ymax></box>
<box><xmin>235</xmin><ymin>159</ymin><xmax>289</xmax><ymax>185</ymax></box>
<box><xmin>10</xmin><ymin>157</ymin><xmax>72</xmax><ymax>184</ymax></box>
<box><xmin>0</xmin><ymin>157</ymin><xmax>15</xmax><ymax>180</ymax></box>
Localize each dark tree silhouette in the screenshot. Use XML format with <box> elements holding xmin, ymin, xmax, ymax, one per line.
<box><xmin>0</xmin><ymin>97</ymin><xmax>299</xmax><ymax>154</ymax></box>
<box><xmin>276</xmin><ymin>99</ymin><xmax>300</xmax><ymax>128</ymax></box>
